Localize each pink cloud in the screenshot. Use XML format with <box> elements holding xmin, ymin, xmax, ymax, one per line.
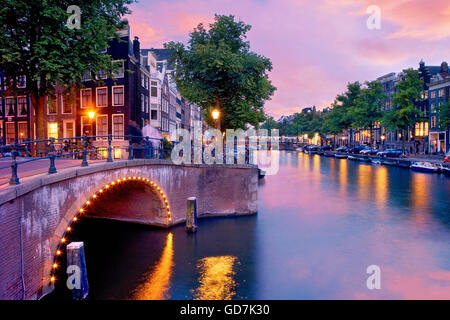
<box><xmin>126</xmin><ymin>0</ymin><xmax>450</xmax><ymax>118</ymax></box>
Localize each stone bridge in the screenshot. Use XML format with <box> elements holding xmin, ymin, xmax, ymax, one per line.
<box><xmin>0</xmin><ymin>159</ymin><xmax>258</xmax><ymax>300</ymax></box>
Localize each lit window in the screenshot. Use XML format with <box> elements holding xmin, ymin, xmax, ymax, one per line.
<box><xmin>48</xmin><ymin>122</ymin><xmax>58</xmax><ymax>139</ymax></box>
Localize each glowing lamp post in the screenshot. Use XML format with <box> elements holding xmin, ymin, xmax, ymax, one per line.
<box><xmin>87</xmin><ymin>111</ymin><xmax>95</xmax><ymax>136</ymax></box>
<box><xmin>211</xmin><ymin>109</ymin><xmax>220</xmax><ymax>131</ymax></box>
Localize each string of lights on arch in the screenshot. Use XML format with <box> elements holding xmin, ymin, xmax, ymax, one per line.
<box><xmin>49</xmin><ymin>176</ymin><xmax>172</xmax><ymax>284</ymax></box>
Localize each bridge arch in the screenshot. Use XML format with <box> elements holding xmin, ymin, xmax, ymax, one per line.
<box><xmin>0</xmin><ymin>160</ymin><xmax>258</xmax><ymax>299</ymax></box>
<box><xmin>48</xmin><ymin>175</ymin><xmax>172</xmax><ymax>286</ymax></box>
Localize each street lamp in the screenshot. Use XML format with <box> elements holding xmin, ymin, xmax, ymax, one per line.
<box><xmin>381</xmin><ymin>134</ymin><xmax>385</xmax><ymax>150</ymax></box>
<box><xmin>87</xmin><ymin>111</ymin><xmax>96</xmax><ymax>136</ymax></box>
<box><xmin>211</xmin><ymin>109</ymin><xmax>220</xmax><ymax>131</ymax></box>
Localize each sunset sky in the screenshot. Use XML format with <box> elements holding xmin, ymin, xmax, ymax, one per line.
<box><xmin>127</xmin><ymin>0</ymin><xmax>450</xmax><ymax>119</ymax></box>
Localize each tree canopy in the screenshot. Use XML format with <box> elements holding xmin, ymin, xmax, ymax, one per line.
<box><xmin>0</xmin><ymin>0</ymin><xmax>134</xmax><ymax>139</ymax></box>
<box><xmin>165</xmin><ymin>14</ymin><xmax>276</xmax><ymax>130</ymax></box>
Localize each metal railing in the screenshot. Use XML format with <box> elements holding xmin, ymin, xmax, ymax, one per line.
<box><xmin>0</xmin><ymin>135</ymin><xmax>169</xmax><ymax>185</ymax></box>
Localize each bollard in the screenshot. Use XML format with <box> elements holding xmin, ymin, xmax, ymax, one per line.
<box><xmin>48</xmin><ymin>138</ymin><xmax>57</xmax><ymax>174</ymax></box>
<box><xmin>66</xmin><ymin>242</ymin><xmax>89</xmax><ymax>300</ymax></box>
<box><xmin>186</xmin><ymin>197</ymin><xmax>198</xmax><ymax>233</ymax></box>
<box><xmin>9</xmin><ymin>143</ymin><xmax>20</xmax><ymax>185</ymax></box>
<box><xmin>128</xmin><ymin>135</ymin><xmax>133</xmax><ymax>160</ymax></box>
<box><xmin>81</xmin><ymin>135</ymin><xmax>88</xmax><ymax>167</ymax></box>
<box><xmin>107</xmin><ymin>134</ymin><xmax>113</xmax><ymax>162</ymax></box>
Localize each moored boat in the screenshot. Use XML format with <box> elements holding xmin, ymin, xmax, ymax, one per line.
<box><xmin>410</xmin><ymin>162</ymin><xmax>440</xmax><ymax>173</ymax></box>
<box><xmin>324</xmin><ymin>151</ymin><xmax>335</xmax><ymax>157</ymax></box>
<box><xmin>335</xmin><ymin>153</ymin><xmax>348</xmax><ymax>159</ymax></box>
<box><xmin>371</xmin><ymin>159</ymin><xmax>382</xmax><ymax>165</ymax></box>
<box><xmin>382</xmin><ymin>159</ymin><xmax>397</xmax><ymax>166</ymax></box>
<box><xmin>347</xmin><ymin>155</ymin><xmax>358</xmax><ymax>161</ymax></box>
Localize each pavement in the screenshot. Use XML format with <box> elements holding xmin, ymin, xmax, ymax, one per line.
<box><xmin>0</xmin><ymin>158</ymin><xmax>103</xmax><ymax>188</ymax></box>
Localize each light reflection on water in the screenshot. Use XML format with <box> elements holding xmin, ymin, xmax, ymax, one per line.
<box><xmin>192</xmin><ymin>256</ymin><xmax>238</xmax><ymax>300</ymax></box>
<box><xmin>131</xmin><ymin>233</ymin><xmax>174</xmax><ymax>300</ymax></box>
<box><xmin>56</xmin><ymin>151</ymin><xmax>450</xmax><ymax>300</ymax></box>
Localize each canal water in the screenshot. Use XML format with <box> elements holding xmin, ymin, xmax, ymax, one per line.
<box><xmin>53</xmin><ymin>151</ymin><xmax>450</xmax><ymax>299</ymax></box>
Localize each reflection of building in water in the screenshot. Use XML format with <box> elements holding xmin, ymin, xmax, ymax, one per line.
<box><xmin>130</xmin><ymin>233</ymin><xmax>174</xmax><ymax>300</ymax></box>
<box><xmin>193</xmin><ymin>256</ymin><xmax>238</xmax><ymax>300</ymax></box>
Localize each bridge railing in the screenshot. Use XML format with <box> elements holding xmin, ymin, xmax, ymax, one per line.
<box><xmin>0</xmin><ymin>135</ymin><xmax>168</xmax><ymax>185</ymax></box>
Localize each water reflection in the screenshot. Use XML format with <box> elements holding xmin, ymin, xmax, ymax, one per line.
<box><xmin>357</xmin><ymin>164</ymin><xmax>372</xmax><ymax>200</ymax></box>
<box><xmin>131</xmin><ymin>233</ymin><xmax>174</xmax><ymax>300</ymax></box>
<box><xmin>192</xmin><ymin>256</ymin><xmax>238</xmax><ymax>300</ymax></box>
<box><xmin>375</xmin><ymin>166</ymin><xmax>388</xmax><ymax>208</ymax></box>
<box><xmin>51</xmin><ymin>151</ymin><xmax>450</xmax><ymax>300</ymax></box>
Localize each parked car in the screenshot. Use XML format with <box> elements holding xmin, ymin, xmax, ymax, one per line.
<box><xmin>376</xmin><ymin>149</ymin><xmax>403</xmax><ymax>158</ymax></box>
<box><xmin>321</xmin><ymin>145</ymin><xmax>333</xmax><ymax>151</ymax></box>
<box><xmin>335</xmin><ymin>147</ymin><xmax>349</xmax><ymax>153</ymax></box>
<box><xmin>360</xmin><ymin>148</ymin><xmax>379</xmax><ymax>155</ymax></box>
<box><xmin>350</xmin><ymin>145</ymin><xmax>368</xmax><ymax>154</ymax></box>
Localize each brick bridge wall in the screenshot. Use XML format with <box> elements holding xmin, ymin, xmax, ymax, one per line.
<box><xmin>0</xmin><ymin>159</ymin><xmax>258</xmax><ymax>300</ymax></box>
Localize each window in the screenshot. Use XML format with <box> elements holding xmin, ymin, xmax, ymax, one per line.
<box><xmin>424</xmin><ymin>91</ymin><xmax>429</xmax><ymax>99</ymax></box>
<box><xmin>0</xmin><ymin>98</ymin><xmax>3</xmax><ymax>116</ymax></box>
<box><xmin>6</xmin><ymin>122</ymin><xmax>15</xmax><ymax>143</ymax></box>
<box><xmin>6</xmin><ymin>97</ymin><xmax>14</xmax><ymax>116</ymax></box>
<box><xmin>81</xmin><ymin>89</ymin><xmax>92</xmax><ymax>108</ymax></box>
<box><xmin>81</xmin><ymin>116</ymin><xmax>93</xmax><ymax>136</ymax></box>
<box><xmin>18</xmin><ymin>96</ymin><xmax>27</xmax><ymax>116</ymax></box>
<box><xmin>96</xmin><ymin>115</ymin><xmax>108</xmax><ymax>139</ymax></box>
<box><xmin>0</xmin><ymin>121</ymin><xmax>2</xmax><ymax>140</ymax></box>
<box><xmin>431</xmin><ymin>91</ymin><xmax>436</xmax><ymax>99</ymax></box>
<box><xmin>62</xmin><ymin>92</ymin><xmax>74</xmax><ymax>114</ymax></box>
<box><xmin>18</xmin><ymin>122</ymin><xmax>27</xmax><ymax>142</ymax></box>
<box><xmin>151</xmin><ymin>110</ymin><xmax>158</xmax><ymax>120</ymax></box>
<box><xmin>141</xmin><ymin>94</ymin><xmax>145</xmax><ymax>112</ymax></box>
<box><xmin>431</xmin><ymin>116</ymin><xmax>437</xmax><ymax>128</ymax></box>
<box><xmin>145</xmin><ymin>96</ymin><xmax>149</xmax><ymax>113</ymax></box>
<box><xmin>112</xmin><ymin>114</ymin><xmax>124</xmax><ymax>139</ymax></box>
<box><xmin>63</xmin><ymin>120</ymin><xmax>75</xmax><ymax>139</ymax></box>
<box><xmin>47</xmin><ymin>96</ymin><xmax>57</xmax><ymax>114</ymax></box>
<box><xmin>82</xmin><ymin>71</ymin><xmax>91</xmax><ymax>81</ymax></box>
<box><xmin>112</xmin><ymin>86</ymin><xmax>124</xmax><ymax>106</ymax></box>
<box><xmin>439</xmin><ymin>89</ymin><xmax>445</xmax><ymax>97</ymax></box>
<box><xmin>48</xmin><ymin>122</ymin><xmax>58</xmax><ymax>139</ymax></box>
<box><xmin>112</xmin><ymin>60</ymin><xmax>124</xmax><ymax>78</ymax></box>
<box><xmin>141</xmin><ymin>74</ymin><xmax>146</xmax><ymax>88</ymax></box>
<box><xmin>151</xmin><ymin>82</ymin><xmax>158</xmax><ymax>97</ymax></box>
<box><xmin>96</xmin><ymin>70</ymin><xmax>107</xmax><ymax>80</ymax></box>
<box><xmin>96</xmin><ymin>87</ymin><xmax>108</xmax><ymax>107</ymax></box>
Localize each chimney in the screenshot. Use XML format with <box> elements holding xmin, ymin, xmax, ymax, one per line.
<box><xmin>133</xmin><ymin>36</ymin><xmax>140</xmax><ymax>63</ymax></box>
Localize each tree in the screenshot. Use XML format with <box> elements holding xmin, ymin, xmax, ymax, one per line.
<box><xmin>0</xmin><ymin>0</ymin><xmax>134</xmax><ymax>141</ymax></box>
<box><xmin>383</xmin><ymin>69</ymin><xmax>423</xmax><ymax>153</ymax></box>
<box><xmin>437</xmin><ymin>101</ymin><xmax>450</xmax><ymax>130</ymax></box>
<box><xmin>350</xmin><ymin>80</ymin><xmax>386</xmax><ymax>146</ymax></box>
<box><xmin>166</xmin><ymin>14</ymin><xmax>276</xmax><ymax>130</ymax></box>
<box><xmin>321</xmin><ymin>82</ymin><xmax>360</xmax><ymax>146</ymax></box>
<box><xmin>261</xmin><ymin>116</ymin><xmax>278</xmax><ymax>131</ymax></box>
